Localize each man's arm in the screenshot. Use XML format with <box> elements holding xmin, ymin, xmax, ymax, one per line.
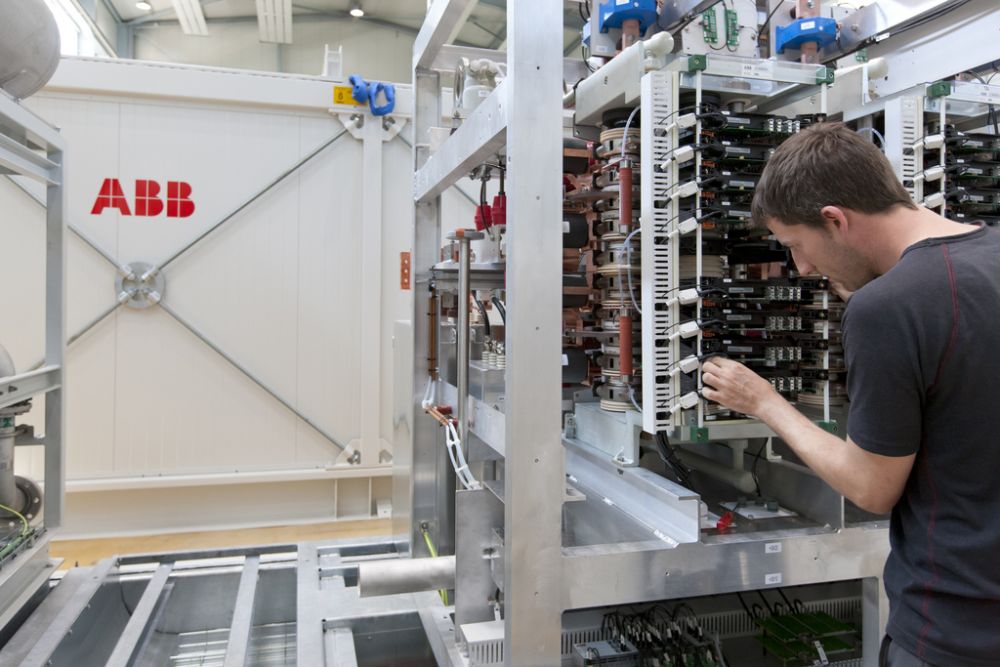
<box><xmin>702</xmin><ymin>357</ymin><xmax>914</xmax><ymax>514</ymax></box>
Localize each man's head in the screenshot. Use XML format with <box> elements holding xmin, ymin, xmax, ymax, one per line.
<box><xmin>752</xmin><ymin>122</ymin><xmax>918</xmax><ymax>290</ymax></box>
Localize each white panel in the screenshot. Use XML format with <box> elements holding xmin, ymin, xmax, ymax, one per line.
<box><xmin>64</xmin><ymin>309</ymin><xmax>118</xmax><ymax>478</ymax></box>
<box><xmin>61</xmin><ymin>479</ymin><xmax>338</xmax><ymax>537</ymax></box>
<box><xmin>116</xmin><ymin>102</ymin><xmax>302</xmax><ymax>267</ymax></box>
<box><xmin>112</xmin><ymin>307</ymin><xmax>300</xmax><ymax>474</ymax></box>
<box><xmin>26</xmin><ymin>95</ymin><xmax>122</xmax><ymax>262</ymax></box>
<box><xmin>295</xmin><ymin>117</ymin><xmax>364</xmax><ymax>453</ymax></box>
<box><xmin>380</xmin><ymin>139</ymin><xmax>415</xmax><ymax>446</ymax></box>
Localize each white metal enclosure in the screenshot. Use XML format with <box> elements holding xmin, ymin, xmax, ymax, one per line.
<box><xmin>0</xmin><ymin>57</ymin><xmax>477</xmax><ymax>537</ymax></box>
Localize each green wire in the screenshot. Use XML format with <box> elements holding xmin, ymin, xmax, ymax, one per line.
<box><xmin>0</xmin><ymin>504</ymin><xmax>28</xmax><ymax>537</ymax></box>
<box><xmin>421</xmin><ymin>529</ymin><xmax>449</xmax><ymax>606</ymax></box>
<box><xmin>0</xmin><ymin>504</ymin><xmax>30</xmax><ymax>561</ymax></box>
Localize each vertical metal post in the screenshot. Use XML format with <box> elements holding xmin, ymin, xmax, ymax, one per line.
<box><xmin>360</xmin><ymin>118</ymin><xmax>385</xmax><ymax>465</ymax></box>
<box><xmin>504</xmin><ymin>0</ymin><xmax>564</xmax><ymax>662</ymax></box>
<box><xmin>43</xmin><ymin>146</ymin><xmax>66</xmax><ymax>529</ymax></box>
<box><xmin>449</xmin><ymin>230</ymin><xmax>484</xmax><ymax>457</ymax></box>
<box><xmin>408</xmin><ymin>68</ymin><xmax>453</xmax><ymax>556</ymax></box>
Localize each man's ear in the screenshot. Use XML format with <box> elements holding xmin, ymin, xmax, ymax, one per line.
<box><xmin>820</xmin><ymin>205</ymin><xmax>849</xmax><ymax>238</ymax></box>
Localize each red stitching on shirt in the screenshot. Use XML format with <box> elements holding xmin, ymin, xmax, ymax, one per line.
<box><xmin>928</xmin><ymin>245</ymin><xmax>961</xmax><ymax>393</ymax></box>
<box><xmin>916</xmin><ymin>244</ymin><xmax>959</xmax><ymax>657</ymax></box>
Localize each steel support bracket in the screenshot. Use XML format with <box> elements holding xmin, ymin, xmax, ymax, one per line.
<box><xmin>337</xmin><ymin>112</ymin><xmax>367</xmax><ymax>140</ymax></box>
<box><xmin>816</xmin><ymin>66</ymin><xmax>836</xmax><ymax>86</ymax></box>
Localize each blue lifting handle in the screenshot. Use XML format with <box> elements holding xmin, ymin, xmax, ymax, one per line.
<box><xmin>349</xmin><ymin>74</ymin><xmax>370</xmax><ymax>103</ymax></box>
<box><xmin>367</xmin><ymin>81</ymin><xmax>396</xmax><ymax>116</ymax></box>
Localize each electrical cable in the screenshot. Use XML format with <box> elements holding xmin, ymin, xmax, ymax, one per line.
<box><xmin>855</xmin><ymin>126</ymin><xmax>886</xmax><ymax>148</ymax></box>
<box><xmin>751</xmin><ymin>438</ymin><xmax>769</xmax><ymax>497</ymax></box>
<box><xmin>491</xmin><ymin>297</ymin><xmax>506</xmax><ymax>324</ymax></box>
<box><xmin>474</xmin><ymin>298</ymin><xmax>491</xmax><ymax>337</ymax></box>
<box><xmin>421</xmin><ymin>528</ymin><xmax>449</xmax><ymax>605</ymax></box>
<box><xmin>0</xmin><ymin>504</ymin><xmax>28</xmax><ymax>538</ymax></box>
<box><xmin>758</xmin><ymin>1</ymin><xmax>786</xmax><ymax>47</ymax></box>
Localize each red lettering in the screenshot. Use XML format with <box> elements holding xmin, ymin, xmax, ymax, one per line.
<box><xmin>90</xmin><ymin>178</ymin><xmax>131</xmax><ymax>216</ymax></box>
<box><xmin>134</xmin><ymin>179</ymin><xmax>164</xmax><ymax>217</ymax></box>
<box><xmin>167</xmin><ymin>181</ymin><xmax>195</xmax><ymax>218</ymax></box>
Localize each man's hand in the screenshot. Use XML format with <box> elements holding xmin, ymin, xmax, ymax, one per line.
<box><xmin>701</xmin><ymin>357</ymin><xmax>783</xmax><ymax>418</ymax></box>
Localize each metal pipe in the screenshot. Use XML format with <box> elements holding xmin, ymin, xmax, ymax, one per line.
<box><xmin>357</xmin><ymin>555</ymin><xmax>456</xmax><ymax>598</ymax></box>
<box><xmin>448</xmin><ymin>229</ymin><xmax>484</xmax><ymax>459</ymax></box>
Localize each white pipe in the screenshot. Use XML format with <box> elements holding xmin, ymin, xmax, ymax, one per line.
<box><xmin>357</xmin><ymin>556</ymin><xmax>456</xmax><ymax>598</ymax></box>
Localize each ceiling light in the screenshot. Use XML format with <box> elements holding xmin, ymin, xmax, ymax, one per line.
<box><xmin>136</xmin><ymin>1</ymin><xmax>152</xmax><ymax>9</ymax></box>
<box><xmin>349</xmin><ymin>2</ymin><xmax>364</xmax><ymax>18</ymax></box>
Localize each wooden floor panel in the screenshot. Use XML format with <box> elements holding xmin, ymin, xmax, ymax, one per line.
<box><xmin>51</xmin><ymin>518</ymin><xmax>393</xmax><ymax>569</ymax></box>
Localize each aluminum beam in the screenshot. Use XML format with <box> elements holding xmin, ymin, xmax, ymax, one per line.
<box><xmin>223</xmin><ymin>555</ymin><xmax>260</xmax><ymax>667</ymax></box>
<box><xmin>105</xmin><ymin>564</ymin><xmax>174</xmax><ymax>667</ymax></box>
<box><xmin>503</xmin><ymin>0</ymin><xmax>564</xmax><ymax>662</ymax></box>
<box><xmin>413</xmin><ymin>80</ymin><xmax>508</xmax><ymax>202</ymax></box>
<box><xmin>564</xmin><ymin>440</ymin><xmax>700</xmax><ymax>545</ymax></box>
<box><xmin>20</xmin><ymin>559</ymin><xmax>117</xmax><ymax>667</ymax></box>
<box><xmin>0</xmin><ymin>367</ymin><xmax>61</xmax><ymax>410</ymax></box>
<box><xmin>560</xmin><ymin>526</ymin><xmax>890</xmax><ymax>610</ymax></box>
<box><xmin>0</xmin><ymin>90</ymin><xmax>63</xmax><ymax>151</ymax></box>
<box><xmin>414</xmin><ymin>0</ymin><xmax>477</xmax><ymax>71</ymax></box>
<box><xmin>0</xmin><ymin>133</ymin><xmax>58</xmax><ymax>185</ymax></box>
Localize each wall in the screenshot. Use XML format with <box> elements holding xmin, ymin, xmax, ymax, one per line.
<box><xmin>0</xmin><ymin>58</ymin><xmax>480</xmax><ymax>538</ymax></box>
<box><xmin>133</xmin><ymin>17</ymin><xmax>417</xmax><ymax>83</ymax></box>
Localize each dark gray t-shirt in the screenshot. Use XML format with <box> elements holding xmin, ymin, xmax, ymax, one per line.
<box><xmin>843</xmin><ymin>224</ymin><xmax>1000</xmax><ymax>667</ymax></box>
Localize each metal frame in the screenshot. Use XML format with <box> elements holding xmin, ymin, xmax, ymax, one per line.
<box><xmin>0</xmin><ymin>89</ymin><xmax>66</xmax><ymax>544</ymax></box>
<box><xmin>408</xmin><ymin>2</ymin><xmax>897</xmax><ymax>656</ymax></box>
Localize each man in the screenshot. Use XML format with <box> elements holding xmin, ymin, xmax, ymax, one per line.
<box><xmin>701</xmin><ymin>122</ymin><xmax>1000</xmax><ymax>667</ymax></box>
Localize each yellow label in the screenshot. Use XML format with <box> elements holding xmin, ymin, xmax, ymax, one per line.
<box><xmin>333</xmin><ymin>85</ymin><xmax>363</xmax><ymax>106</ymax></box>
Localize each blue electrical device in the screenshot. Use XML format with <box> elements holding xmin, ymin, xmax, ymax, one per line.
<box><xmin>774</xmin><ymin>17</ymin><xmax>838</xmax><ymax>54</ymax></box>
<box><xmin>597</xmin><ymin>0</ymin><xmax>657</xmax><ymax>34</ymax></box>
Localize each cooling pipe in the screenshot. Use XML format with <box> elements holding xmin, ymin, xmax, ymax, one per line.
<box><xmin>357</xmin><ymin>556</ymin><xmax>456</xmax><ymax>598</ymax></box>
<box><xmin>0</xmin><ymin>0</ymin><xmax>61</xmax><ymax>99</ymax></box>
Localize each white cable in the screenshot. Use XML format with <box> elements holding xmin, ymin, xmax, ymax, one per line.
<box><xmin>617</xmin><ymin>227</ymin><xmax>643</xmax><ymax>315</ymax></box>
<box><xmin>855</xmin><ymin>126</ymin><xmax>886</xmax><ymax>148</ymax></box>
<box><xmin>621</xmin><ymin>106</ymin><xmax>641</xmax><ymax>161</ymax></box>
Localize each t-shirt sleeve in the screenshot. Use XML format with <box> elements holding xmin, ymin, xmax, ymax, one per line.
<box><xmin>843</xmin><ymin>293</ymin><xmax>924</xmax><ymax>457</ymax></box>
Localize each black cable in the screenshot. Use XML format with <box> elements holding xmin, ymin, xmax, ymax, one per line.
<box><xmin>777</xmin><ymin>587</ymin><xmax>794</xmax><ymax>610</ymax></box>
<box><xmin>757</xmin><ymin>591</ymin><xmax>775</xmax><ymax>615</ymax></box>
<box><xmin>491</xmin><ymin>297</ymin><xmax>506</xmax><ymax>324</ymax></box>
<box><xmin>758</xmin><ymin>1</ymin><xmax>786</xmax><ymax>46</ymax></box>
<box><xmin>736</xmin><ymin>592</ymin><xmax>755</xmax><ymax>620</ymax></box>
<box><xmin>751</xmin><ymin>438</ymin><xmax>768</xmax><ymax>497</ymax></box>
<box><xmin>474</xmin><ymin>298</ymin><xmax>491</xmax><ymax>337</ymax></box>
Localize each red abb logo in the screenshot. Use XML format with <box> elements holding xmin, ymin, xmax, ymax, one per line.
<box><xmin>91</xmin><ymin>179</ymin><xmax>195</xmax><ymax>218</ymax></box>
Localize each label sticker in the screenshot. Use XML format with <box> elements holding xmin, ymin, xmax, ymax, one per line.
<box><xmin>765</xmin><ymin>542</ymin><xmax>782</xmax><ymax>554</ymax></box>
<box><xmin>800</xmin><ymin>20</ymin><xmax>817</xmax><ymax>30</ymax></box>
<box><xmin>333</xmin><ymin>85</ymin><xmax>363</xmax><ymax>106</ymax></box>
<box><xmin>765</xmin><ymin>573</ymin><xmax>783</xmax><ymax>585</ymax></box>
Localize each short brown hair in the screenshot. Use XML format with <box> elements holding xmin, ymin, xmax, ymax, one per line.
<box><xmin>752</xmin><ymin>122</ymin><xmax>917</xmax><ymax>227</ymax></box>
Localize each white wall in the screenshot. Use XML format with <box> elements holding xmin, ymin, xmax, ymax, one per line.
<box><xmin>0</xmin><ymin>58</ymin><xmax>491</xmax><ymax>538</ymax></box>
<box><xmin>133</xmin><ymin>17</ymin><xmax>416</xmax><ymax>83</ymax></box>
